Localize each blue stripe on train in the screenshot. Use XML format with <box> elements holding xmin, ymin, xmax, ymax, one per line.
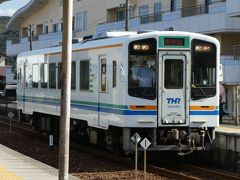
<box><xmin>189</xmin><ymin>110</ymin><xmax>219</xmax><ymax>115</ymax></box>
<box><xmin>19</xmin><ymin>98</ymin><xmax>219</xmax><ymax>116</ymax></box>
<box><xmin>19</xmin><ymin>98</ymin><xmax>157</xmax><ymax>115</ymax></box>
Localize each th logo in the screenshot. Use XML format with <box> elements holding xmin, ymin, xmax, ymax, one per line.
<box><xmin>167</xmin><ymin>98</ymin><xmax>181</xmax><ymax>104</ymax></box>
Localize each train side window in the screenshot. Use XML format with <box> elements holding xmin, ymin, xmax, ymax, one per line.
<box><xmin>80</xmin><ymin>60</ymin><xmax>89</xmax><ymax>90</ymax></box>
<box><xmin>71</xmin><ymin>62</ymin><xmax>76</xmax><ymax>89</ymax></box>
<box><xmin>100</xmin><ymin>58</ymin><xmax>107</xmax><ymax>92</ymax></box>
<box><xmin>40</xmin><ymin>63</ymin><xmax>48</xmax><ymax>88</ymax></box>
<box><xmin>113</xmin><ymin>61</ymin><xmax>117</xmax><ymax>88</ymax></box>
<box><xmin>58</xmin><ymin>62</ymin><xmax>76</xmax><ymax>89</ymax></box>
<box><xmin>58</xmin><ymin>63</ymin><xmax>62</xmax><ymax>89</ymax></box>
<box><xmin>49</xmin><ymin>63</ymin><xmax>56</xmax><ymax>89</ymax></box>
<box><xmin>32</xmin><ymin>64</ymin><xmax>39</xmax><ymax>88</ymax></box>
<box><xmin>18</xmin><ymin>68</ymin><xmax>22</xmax><ymax>83</ymax></box>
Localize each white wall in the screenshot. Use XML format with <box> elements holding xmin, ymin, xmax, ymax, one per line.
<box><xmin>6</xmin><ymin>67</ymin><xmax>16</xmax><ymax>84</ymax></box>
<box><xmin>226</xmin><ymin>0</ymin><xmax>240</xmax><ymax>16</ymax></box>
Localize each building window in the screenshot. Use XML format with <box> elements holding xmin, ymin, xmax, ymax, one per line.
<box><xmin>139</xmin><ymin>5</ymin><xmax>148</xmax><ymax>16</ymax></box>
<box><xmin>53</xmin><ymin>23</ymin><xmax>62</xmax><ymax>33</ymax></box>
<box><xmin>41</xmin><ymin>63</ymin><xmax>48</xmax><ymax>88</ymax></box>
<box><xmin>139</xmin><ymin>5</ymin><xmax>148</xmax><ymax>24</ymax></box>
<box><xmin>32</xmin><ymin>64</ymin><xmax>39</xmax><ymax>88</ymax></box>
<box><xmin>76</xmin><ymin>12</ymin><xmax>82</xmax><ymax>31</ymax></box>
<box><xmin>117</xmin><ymin>9</ymin><xmax>125</xmax><ymax>21</ymax></box>
<box><xmin>44</xmin><ymin>25</ymin><xmax>48</xmax><ymax>34</ymax></box>
<box><xmin>21</xmin><ymin>27</ymin><xmax>28</xmax><ymax>38</ymax></box>
<box><xmin>170</xmin><ymin>0</ymin><xmax>177</xmax><ymax>11</ymax></box>
<box><xmin>49</xmin><ymin>63</ymin><xmax>56</xmax><ymax>89</ymax></box>
<box><xmin>154</xmin><ymin>2</ymin><xmax>162</xmax><ymax>14</ymax></box>
<box><xmin>76</xmin><ymin>11</ymin><xmax>88</xmax><ymax>32</ymax></box>
<box><xmin>83</xmin><ymin>11</ymin><xmax>88</xmax><ymax>31</ymax></box>
<box><xmin>36</xmin><ymin>24</ymin><xmax>43</xmax><ymax>35</ymax></box>
<box><xmin>80</xmin><ymin>60</ymin><xmax>89</xmax><ymax>90</ymax></box>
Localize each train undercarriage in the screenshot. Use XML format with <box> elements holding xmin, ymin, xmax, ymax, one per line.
<box><xmin>24</xmin><ymin>112</ymin><xmax>215</xmax><ymax>156</ymax></box>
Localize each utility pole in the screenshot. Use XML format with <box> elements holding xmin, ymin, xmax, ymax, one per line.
<box><xmin>59</xmin><ymin>0</ymin><xmax>73</xmax><ymax>180</ymax></box>
<box><xmin>28</xmin><ymin>24</ymin><xmax>33</xmax><ymax>51</ymax></box>
<box><xmin>125</xmin><ymin>0</ymin><xmax>129</xmax><ymax>31</ymax></box>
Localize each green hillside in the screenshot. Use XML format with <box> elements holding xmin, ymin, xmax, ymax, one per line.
<box><xmin>0</xmin><ymin>16</ymin><xmax>19</xmax><ymax>56</ymax></box>
<box><xmin>0</xmin><ymin>16</ymin><xmax>10</xmax><ymax>33</ymax></box>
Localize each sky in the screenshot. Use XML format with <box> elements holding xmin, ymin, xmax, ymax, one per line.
<box><xmin>0</xmin><ymin>0</ymin><xmax>31</xmax><ymax>16</ymax></box>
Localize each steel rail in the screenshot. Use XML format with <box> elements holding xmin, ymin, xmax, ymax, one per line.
<box><xmin>182</xmin><ymin>164</ymin><xmax>240</xmax><ymax>180</ymax></box>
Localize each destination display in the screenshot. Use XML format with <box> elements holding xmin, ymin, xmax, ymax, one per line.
<box><xmin>164</xmin><ymin>38</ymin><xmax>185</xmax><ymax>46</ymax></box>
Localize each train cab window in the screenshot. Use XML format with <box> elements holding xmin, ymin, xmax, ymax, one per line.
<box><xmin>113</xmin><ymin>61</ymin><xmax>117</xmax><ymax>88</ymax></box>
<box><xmin>80</xmin><ymin>60</ymin><xmax>89</xmax><ymax>90</ymax></box>
<box><xmin>32</xmin><ymin>64</ymin><xmax>39</xmax><ymax>88</ymax></box>
<box><xmin>71</xmin><ymin>62</ymin><xmax>76</xmax><ymax>89</ymax></box>
<box><xmin>128</xmin><ymin>38</ymin><xmax>157</xmax><ymax>100</ymax></box>
<box><xmin>191</xmin><ymin>39</ymin><xmax>217</xmax><ymax>100</ymax></box>
<box><xmin>49</xmin><ymin>63</ymin><xmax>56</xmax><ymax>89</ymax></box>
<box><xmin>40</xmin><ymin>63</ymin><xmax>48</xmax><ymax>88</ymax></box>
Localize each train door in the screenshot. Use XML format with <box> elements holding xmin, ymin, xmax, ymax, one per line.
<box><xmin>158</xmin><ymin>52</ymin><xmax>188</xmax><ymax>125</ymax></box>
<box><xmin>98</xmin><ymin>56</ymin><xmax>108</xmax><ymax>128</ymax></box>
<box><xmin>23</xmin><ymin>59</ymin><xmax>33</xmax><ymax>114</ymax></box>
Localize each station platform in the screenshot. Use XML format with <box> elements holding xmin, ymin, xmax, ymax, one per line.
<box><xmin>0</xmin><ymin>144</ymin><xmax>78</xmax><ymax>180</ymax></box>
<box><xmin>216</xmin><ymin>124</ymin><xmax>240</xmax><ymax>136</ymax></box>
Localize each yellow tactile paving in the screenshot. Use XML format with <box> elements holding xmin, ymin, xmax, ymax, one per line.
<box><xmin>0</xmin><ymin>166</ymin><xmax>22</xmax><ymax>180</ymax></box>
<box><xmin>216</xmin><ymin>125</ymin><xmax>240</xmax><ymax>134</ymax></box>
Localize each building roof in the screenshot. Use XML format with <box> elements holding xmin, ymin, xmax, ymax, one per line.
<box><xmin>0</xmin><ymin>0</ymin><xmax>8</xmax><ymax>3</ymax></box>
<box><xmin>6</xmin><ymin>0</ymin><xmax>49</xmax><ymax>31</ymax></box>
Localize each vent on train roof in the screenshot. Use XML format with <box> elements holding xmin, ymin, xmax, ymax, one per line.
<box><xmin>137</xmin><ymin>30</ymin><xmax>157</xmax><ymax>34</ymax></box>
<box><xmin>91</xmin><ymin>31</ymin><xmax>137</xmax><ymax>40</ymax></box>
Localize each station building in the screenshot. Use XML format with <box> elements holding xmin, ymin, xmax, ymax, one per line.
<box><xmin>6</xmin><ymin>0</ymin><xmax>240</xmax><ymax>124</ymax></box>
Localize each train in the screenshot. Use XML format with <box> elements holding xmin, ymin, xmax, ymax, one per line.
<box><xmin>16</xmin><ymin>30</ymin><xmax>220</xmax><ymax>154</ymax></box>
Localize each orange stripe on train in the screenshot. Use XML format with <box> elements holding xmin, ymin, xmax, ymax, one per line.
<box><xmin>129</xmin><ymin>105</ymin><xmax>157</xmax><ymax>110</ymax></box>
<box><xmin>189</xmin><ymin>106</ymin><xmax>215</xmax><ymax>111</ymax></box>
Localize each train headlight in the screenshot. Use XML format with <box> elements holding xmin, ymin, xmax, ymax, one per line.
<box><xmin>195</xmin><ymin>45</ymin><xmax>211</xmax><ymax>52</ymax></box>
<box><xmin>141</xmin><ymin>44</ymin><xmax>150</xmax><ymax>51</ymax></box>
<box><xmin>133</xmin><ymin>44</ymin><xmax>150</xmax><ymax>51</ymax></box>
<box><xmin>133</xmin><ymin>44</ymin><xmax>141</xmax><ymax>50</ymax></box>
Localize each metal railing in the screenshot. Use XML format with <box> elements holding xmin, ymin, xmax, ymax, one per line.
<box><xmin>182</xmin><ymin>4</ymin><xmax>207</xmax><ymax>17</ymax></box>
<box><xmin>106</xmin><ymin>0</ymin><xmax>226</xmax><ymax>25</ymax></box>
<box><xmin>140</xmin><ymin>13</ymin><xmax>162</xmax><ymax>24</ymax></box>
<box><xmin>233</xmin><ymin>45</ymin><xmax>240</xmax><ymax>60</ymax></box>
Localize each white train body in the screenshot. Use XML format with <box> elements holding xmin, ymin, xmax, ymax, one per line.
<box><xmin>17</xmin><ymin>31</ymin><xmax>220</xmax><ymax>152</ymax></box>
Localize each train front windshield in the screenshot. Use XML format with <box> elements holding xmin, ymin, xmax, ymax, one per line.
<box><xmin>191</xmin><ymin>39</ymin><xmax>217</xmax><ymax>100</ymax></box>
<box><xmin>128</xmin><ymin>38</ymin><xmax>157</xmax><ymax>100</ymax></box>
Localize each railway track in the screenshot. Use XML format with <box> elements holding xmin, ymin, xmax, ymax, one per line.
<box><xmin>0</xmin><ymin>117</ymin><xmax>239</xmax><ymax>180</ymax></box>
<box><xmin>181</xmin><ymin>164</ymin><xmax>240</xmax><ymax>180</ymax></box>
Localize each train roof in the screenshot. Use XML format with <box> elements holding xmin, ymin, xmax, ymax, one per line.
<box><xmin>17</xmin><ymin>31</ymin><xmax>219</xmax><ymax>58</ymax></box>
